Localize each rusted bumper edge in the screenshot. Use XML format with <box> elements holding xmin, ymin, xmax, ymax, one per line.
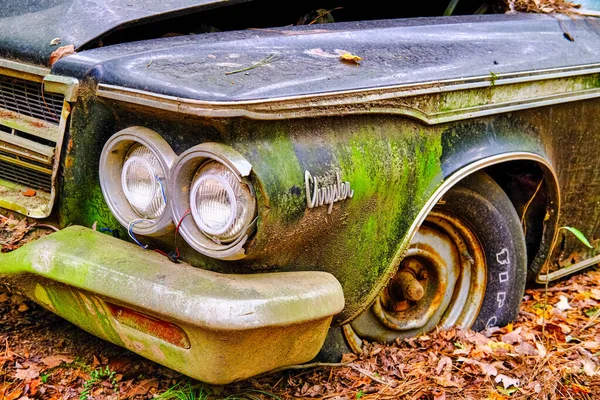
<box><xmin>0</xmin><ymin>226</ymin><xmax>345</xmax><ymax>384</ymax></box>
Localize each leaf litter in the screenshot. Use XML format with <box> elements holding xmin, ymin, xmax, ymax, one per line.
<box><xmin>1</xmin><ymin>212</ymin><xmax>600</xmax><ymax>398</ymax></box>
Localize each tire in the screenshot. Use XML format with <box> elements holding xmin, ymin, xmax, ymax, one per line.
<box><xmin>332</xmin><ymin>171</ymin><xmax>528</xmax><ymax>356</ymax></box>
<box><xmin>435</xmin><ymin>171</ymin><xmax>527</xmax><ymax>331</ymax></box>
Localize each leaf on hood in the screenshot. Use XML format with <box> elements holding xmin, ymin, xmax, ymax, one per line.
<box><xmin>338</xmin><ymin>51</ymin><xmax>362</xmax><ymax>65</ymax></box>
<box><xmin>49</xmin><ymin>45</ymin><xmax>75</xmax><ymax>66</ymax></box>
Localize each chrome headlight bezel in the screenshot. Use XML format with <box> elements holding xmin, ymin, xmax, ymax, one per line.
<box><xmin>99</xmin><ymin>126</ymin><xmax>176</xmax><ymax>236</ymax></box>
<box><xmin>169</xmin><ymin>143</ymin><xmax>256</xmax><ymax>260</ymax></box>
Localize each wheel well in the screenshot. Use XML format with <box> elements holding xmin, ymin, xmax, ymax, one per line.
<box><xmin>483</xmin><ymin>160</ymin><xmax>559</xmax><ymax>281</ymax></box>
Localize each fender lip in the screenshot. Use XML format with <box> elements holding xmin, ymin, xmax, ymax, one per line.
<box><xmin>0</xmin><ymin>225</ymin><xmax>344</xmax><ymax>330</ymax></box>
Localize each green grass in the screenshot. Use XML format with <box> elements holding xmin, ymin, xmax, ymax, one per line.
<box><xmin>155</xmin><ymin>383</ymin><xmax>207</xmax><ymax>400</ymax></box>
<box><xmin>79</xmin><ymin>366</ymin><xmax>118</xmax><ymax>400</ymax></box>
<box><xmin>155</xmin><ymin>383</ymin><xmax>281</xmax><ymax>400</ymax></box>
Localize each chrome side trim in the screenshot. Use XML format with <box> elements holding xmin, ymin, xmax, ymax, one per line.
<box><xmin>97</xmin><ymin>63</ymin><xmax>600</xmax><ymax>123</ymax></box>
<box><xmin>0</xmin><ymin>59</ymin><xmax>49</xmax><ymax>82</ymax></box>
<box><xmin>338</xmin><ymin>152</ymin><xmax>561</xmax><ymax>325</ymax></box>
<box><xmin>537</xmin><ymin>253</ymin><xmax>600</xmax><ymax>283</ymax></box>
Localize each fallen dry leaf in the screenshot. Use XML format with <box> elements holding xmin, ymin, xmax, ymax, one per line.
<box><xmin>339</xmin><ymin>52</ymin><xmax>362</xmax><ymax>65</ymax></box>
<box><xmin>41</xmin><ymin>355</ymin><xmax>74</xmax><ymax>369</ymax></box>
<box><xmin>49</xmin><ymin>45</ymin><xmax>75</xmax><ymax>66</ymax></box>
<box><xmin>555</xmin><ymin>295</ymin><xmax>572</xmax><ymax>311</ymax></box>
<box><xmin>15</xmin><ymin>365</ymin><xmax>40</xmax><ymax>382</ymax></box>
<box><xmin>495</xmin><ymin>374</ymin><xmax>520</xmax><ymax>390</ymax></box>
<box><xmin>23</xmin><ymin>189</ymin><xmax>36</xmax><ymax>197</ymax></box>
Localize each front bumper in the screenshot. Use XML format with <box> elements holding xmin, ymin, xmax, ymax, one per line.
<box><xmin>0</xmin><ymin>226</ymin><xmax>344</xmax><ymax>384</ymax></box>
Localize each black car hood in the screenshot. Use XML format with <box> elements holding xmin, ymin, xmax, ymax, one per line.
<box><xmin>0</xmin><ymin>0</ymin><xmax>248</xmax><ymax>66</ymax></box>
<box><xmin>53</xmin><ymin>14</ymin><xmax>600</xmax><ymax>103</ymax></box>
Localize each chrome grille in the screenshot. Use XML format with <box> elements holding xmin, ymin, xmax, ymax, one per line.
<box><xmin>0</xmin><ymin>150</ymin><xmax>52</xmax><ymax>192</ymax></box>
<box><xmin>0</xmin><ymin>74</ymin><xmax>63</xmax><ymax>124</ymax></box>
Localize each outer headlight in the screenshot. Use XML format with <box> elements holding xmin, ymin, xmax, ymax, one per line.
<box><xmin>100</xmin><ymin>127</ymin><xmax>176</xmax><ymax>236</ymax></box>
<box><xmin>170</xmin><ymin>143</ymin><xmax>256</xmax><ymax>260</ymax></box>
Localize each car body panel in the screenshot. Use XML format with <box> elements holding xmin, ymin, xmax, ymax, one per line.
<box><xmin>52</xmin><ymin>14</ymin><xmax>600</xmax><ymax>102</ymax></box>
<box><xmin>0</xmin><ymin>0</ymin><xmax>249</xmax><ymax>65</ymax></box>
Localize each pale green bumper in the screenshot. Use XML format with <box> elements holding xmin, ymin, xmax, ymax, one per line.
<box><xmin>0</xmin><ymin>226</ymin><xmax>344</xmax><ymax>384</ymax></box>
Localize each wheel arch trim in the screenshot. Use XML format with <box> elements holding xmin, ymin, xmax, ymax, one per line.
<box><xmin>339</xmin><ymin>151</ymin><xmax>560</xmax><ymax>326</ymax></box>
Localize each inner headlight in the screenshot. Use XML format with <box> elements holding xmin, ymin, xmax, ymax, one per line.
<box><xmin>190</xmin><ymin>161</ymin><xmax>253</xmax><ymax>243</ymax></box>
<box><xmin>122</xmin><ymin>144</ymin><xmax>167</xmax><ymax>219</ymax></box>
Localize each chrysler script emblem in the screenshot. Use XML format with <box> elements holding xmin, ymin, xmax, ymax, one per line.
<box><xmin>305</xmin><ymin>170</ymin><xmax>353</xmax><ymax>214</ymax></box>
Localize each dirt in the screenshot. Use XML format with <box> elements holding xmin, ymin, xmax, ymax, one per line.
<box><xmin>2</xmin><ymin>211</ymin><xmax>600</xmax><ymax>399</ymax></box>
<box><xmin>1</xmin><ymin>267</ymin><xmax>600</xmax><ymax>399</ymax></box>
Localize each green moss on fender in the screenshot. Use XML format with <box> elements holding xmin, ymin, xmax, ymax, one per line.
<box><xmin>233</xmin><ymin>116</ymin><xmax>444</xmax><ymax>322</ymax></box>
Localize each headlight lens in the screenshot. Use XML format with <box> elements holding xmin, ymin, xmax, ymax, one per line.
<box><xmin>121</xmin><ymin>144</ymin><xmax>167</xmax><ymax>219</ymax></box>
<box><xmin>190</xmin><ymin>161</ymin><xmax>253</xmax><ymax>243</ymax></box>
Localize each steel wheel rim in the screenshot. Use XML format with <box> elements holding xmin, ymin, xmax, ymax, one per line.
<box><xmin>345</xmin><ymin>208</ymin><xmax>487</xmax><ymax>350</ymax></box>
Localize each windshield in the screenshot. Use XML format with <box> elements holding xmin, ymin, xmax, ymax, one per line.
<box><xmin>579</xmin><ymin>0</ymin><xmax>600</xmax><ymax>10</ymax></box>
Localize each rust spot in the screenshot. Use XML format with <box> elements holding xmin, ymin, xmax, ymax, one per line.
<box><xmin>107</xmin><ymin>303</ymin><xmax>191</xmax><ymax>349</ymax></box>
<box><xmin>30</xmin><ymin>121</ymin><xmax>47</xmax><ymax>129</ymax></box>
<box><xmin>0</xmin><ymin>109</ymin><xmax>13</xmax><ymax>119</ymax></box>
<box><xmin>64</xmin><ymin>156</ymin><xmax>74</xmax><ymax>169</ymax></box>
<box><xmin>67</xmin><ymin>138</ymin><xmax>74</xmax><ymax>153</ymax></box>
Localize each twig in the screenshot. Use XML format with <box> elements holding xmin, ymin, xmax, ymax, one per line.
<box><xmin>225</xmin><ymin>53</ymin><xmax>279</xmax><ymax>75</ymax></box>
<box><xmin>444</xmin><ymin>0</ymin><xmax>461</xmax><ymax>16</ymax></box>
<box><xmin>519</xmin><ymin>310</ymin><xmax>537</xmax><ymax>319</ymax></box>
<box><xmin>541</xmin><ymin>266</ymin><xmax>550</xmax><ymax>343</ymax></box>
<box><xmin>265</xmin><ymin>361</ymin><xmax>347</xmax><ymax>374</ymax></box>
<box><xmin>529</xmin><ymin>286</ymin><xmax>575</xmax><ymax>292</ymax></box>
<box><xmin>520</xmin><ymin>178</ymin><xmax>544</xmax><ymax>237</ymax></box>
<box><xmin>349</xmin><ymin>366</ymin><xmax>397</xmax><ymax>387</ymax></box>
<box><xmin>308</xmin><ymin>7</ymin><xmax>343</xmax><ymax>25</ymax></box>
<box><xmin>581</xmin><ymin>307</ymin><xmax>600</xmax><ymax>331</ymax></box>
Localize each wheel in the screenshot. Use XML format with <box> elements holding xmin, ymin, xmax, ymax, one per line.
<box><xmin>342</xmin><ymin>171</ymin><xmax>527</xmax><ymax>350</ymax></box>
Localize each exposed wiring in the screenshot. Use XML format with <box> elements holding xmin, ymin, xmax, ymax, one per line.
<box><xmin>128</xmin><ymin>219</ymin><xmax>154</xmax><ymax>249</ymax></box>
<box><xmin>40</xmin><ymin>82</ymin><xmax>60</xmax><ymax>123</ymax></box>
<box><xmin>156</xmin><ymin>176</ymin><xmax>167</xmax><ymax>204</ymax></box>
<box><xmin>520</xmin><ymin>178</ymin><xmax>544</xmax><ymax>237</ymax></box>
<box><xmin>154</xmin><ymin>248</ymin><xmax>169</xmax><ymax>257</ymax></box>
<box><xmin>99</xmin><ymin>227</ymin><xmax>119</xmax><ymax>238</ymax></box>
<box><xmin>174</xmin><ymin>208</ymin><xmax>192</xmax><ymax>260</ymax></box>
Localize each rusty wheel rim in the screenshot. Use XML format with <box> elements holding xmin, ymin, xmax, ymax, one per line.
<box><xmin>345</xmin><ymin>209</ymin><xmax>486</xmax><ymax>351</ymax></box>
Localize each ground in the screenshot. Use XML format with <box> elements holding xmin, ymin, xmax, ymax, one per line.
<box><xmin>1</xmin><ymin>213</ymin><xmax>600</xmax><ymax>399</ymax></box>
<box><xmin>2</xmin><ymin>267</ymin><xmax>600</xmax><ymax>400</ymax></box>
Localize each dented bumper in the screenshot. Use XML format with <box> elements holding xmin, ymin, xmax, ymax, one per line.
<box><xmin>0</xmin><ymin>226</ymin><xmax>344</xmax><ymax>384</ymax></box>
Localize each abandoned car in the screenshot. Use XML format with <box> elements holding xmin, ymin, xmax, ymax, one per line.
<box><xmin>1</xmin><ymin>0</ymin><xmax>600</xmax><ymax>384</ymax></box>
